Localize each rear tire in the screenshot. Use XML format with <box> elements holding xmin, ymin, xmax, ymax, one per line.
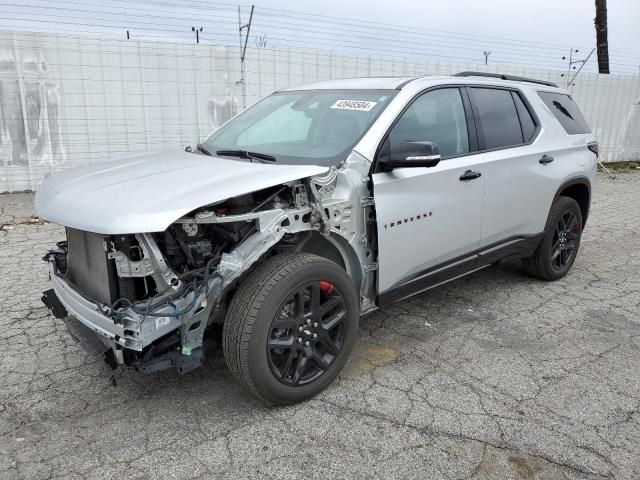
<box><xmin>222</xmin><ymin>253</ymin><xmax>359</xmax><ymax>405</ymax></box>
<box><xmin>522</xmin><ymin>196</ymin><xmax>583</xmax><ymax>281</ymax></box>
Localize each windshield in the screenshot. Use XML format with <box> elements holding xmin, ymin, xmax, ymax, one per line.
<box><xmin>202</xmin><ymin>89</ymin><xmax>397</xmax><ymax>166</ymax></box>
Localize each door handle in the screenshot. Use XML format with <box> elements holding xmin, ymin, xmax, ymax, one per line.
<box><xmin>539</xmin><ymin>154</ymin><xmax>554</xmax><ymax>165</ymax></box>
<box><xmin>459</xmin><ymin>170</ymin><xmax>482</xmax><ymax>181</ymax></box>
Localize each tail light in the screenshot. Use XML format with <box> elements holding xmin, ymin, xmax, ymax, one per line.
<box><xmin>587</xmin><ymin>142</ymin><xmax>599</xmax><ymax>158</ymax></box>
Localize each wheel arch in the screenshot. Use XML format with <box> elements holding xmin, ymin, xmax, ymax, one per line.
<box><xmin>554</xmin><ymin>177</ymin><xmax>591</xmax><ymax>229</ymax></box>
<box><xmin>293</xmin><ymin>231</ymin><xmax>363</xmax><ymax>292</ymax></box>
<box><xmin>225</xmin><ymin>231</ymin><xmax>361</xmax><ymax>294</ymax></box>
<box><xmin>220</xmin><ymin>231</ymin><xmax>362</xmax><ymax>321</ymax></box>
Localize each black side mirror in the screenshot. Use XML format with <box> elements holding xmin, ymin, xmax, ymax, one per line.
<box><xmin>379</xmin><ymin>141</ymin><xmax>441</xmax><ymax>171</ymax></box>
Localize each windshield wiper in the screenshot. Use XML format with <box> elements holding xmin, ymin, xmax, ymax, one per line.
<box><xmin>196</xmin><ymin>143</ymin><xmax>212</xmax><ymax>156</ymax></box>
<box><xmin>215</xmin><ymin>149</ymin><xmax>276</xmax><ymax>163</ymax></box>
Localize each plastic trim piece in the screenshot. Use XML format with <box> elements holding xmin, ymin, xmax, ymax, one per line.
<box><xmin>378</xmin><ymin>234</ymin><xmax>543</xmax><ymax>307</ymax></box>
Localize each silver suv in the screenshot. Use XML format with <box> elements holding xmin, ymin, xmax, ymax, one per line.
<box><xmin>37</xmin><ymin>72</ymin><xmax>598</xmax><ymax>404</ymax></box>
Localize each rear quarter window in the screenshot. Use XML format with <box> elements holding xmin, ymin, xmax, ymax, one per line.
<box><xmin>538</xmin><ymin>92</ymin><xmax>591</xmax><ymax>135</ymax></box>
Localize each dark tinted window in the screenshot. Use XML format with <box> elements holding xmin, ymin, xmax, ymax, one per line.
<box><xmin>470</xmin><ymin>88</ymin><xmax>523</xmax><ymax>149</ymax></box>
<box><xmin>389</xmin><ymin>88</ymin><xmax>469</xmax><ymax>158</ymax></box>
<box><xmin>512</xmin><ymin>92</ymin><xmax>537</xmax><ymax>142</ymax></box>
<box><xmin>538</xmin><ymin>92</ymin><xmax>591</xmax><ymax>134</ymax></box>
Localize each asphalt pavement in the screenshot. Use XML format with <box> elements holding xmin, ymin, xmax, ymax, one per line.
<box><xmin>1</xmin><ymin>173</ymin><xmax>639</xmax><ymax>479</ymax></box>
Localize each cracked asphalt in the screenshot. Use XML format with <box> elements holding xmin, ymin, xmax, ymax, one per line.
<box><xmin>1</xmin><ymin>173</ymin><xmax>639</xmax><ymax>479</ymax></box>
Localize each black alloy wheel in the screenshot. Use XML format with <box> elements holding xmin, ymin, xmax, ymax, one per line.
<box><xmin>522</xmin><ymin>196</ymin><xmax>583</xmax><ymax>281</ymax></box>
<box><xmin>267</xmin><ymin>281</ymin><xmax>346</xmax><ymax>386</ymax></box>
<box><xmin>550</xmin><ymin>210</ymin><xmax>580</xmax><ymax>272</ymax></box>
<box><xmin>223</xmin><ymin>253</ymin><xmax>359</xmax><ymax>404</ymax></box>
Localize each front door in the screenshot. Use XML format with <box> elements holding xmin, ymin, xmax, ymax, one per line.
<box><xmin>372</xmin><ymin>87</ymin><xmax>485</xmax><ymax>295</ymax></box>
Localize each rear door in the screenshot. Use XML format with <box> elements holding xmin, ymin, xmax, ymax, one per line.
<box><xmin>467</xmin><ymin>87</ymin><xmax>554</xmax><ymax>247</ymax></box>
<box><xmin>372</xmin><ymin>87</ymin><xmax>485</xmax><ymax>295</ymax></box>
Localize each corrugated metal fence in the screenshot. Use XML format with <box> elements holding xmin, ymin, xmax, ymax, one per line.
<box><xmin>1</xmin><ymin>31</ymin><xmax>639</xmax><ymax>192</ymax></box>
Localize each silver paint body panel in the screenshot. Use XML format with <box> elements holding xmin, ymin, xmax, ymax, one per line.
<box><xmin>359</xmin><ymin>76</ymin><xmax>596</xmax><ymax>294</ymax></box>
<box><xmin>35</xmin><ymin>148</ymin><xmax>328</xmax><ymax>234</ymax></box>
<box><xmin>372</xmin><ymin>153</ymin><xmax>486</xmax><ymax>292</ymax></box>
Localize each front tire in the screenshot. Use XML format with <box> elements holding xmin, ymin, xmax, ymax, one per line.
<box><xmin>522</xmin><ymin>196</ymin><xmax>583</xmax><ymax>281</ymax></box>
<box><xmin>222</xmin><ymin>253</ymin><xmax>359</xmax><ymax>405</ymax></box>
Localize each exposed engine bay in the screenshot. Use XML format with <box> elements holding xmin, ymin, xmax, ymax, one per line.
<box><xmin>41</xmin><ymin>152</ymin><xmax>378</xmax><ymax>375</ymax></box>
<box><xmin>159</xmin><ymin>185</ymin><xmax>286</xmax><ymax>272</ymax></box>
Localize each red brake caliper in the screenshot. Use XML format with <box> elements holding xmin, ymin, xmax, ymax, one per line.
<box><xmin>319</xmin><ymin>281</ymin><xmax>335</xmax><ymax>294</ymax></box>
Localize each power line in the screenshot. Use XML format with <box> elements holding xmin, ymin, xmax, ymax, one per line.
<box><xmin>0</xmin><ymin>21</ymin><xmax>624</xmax><ymax>72</ymax></box>
<box><xmin>3</xmin><ymin>0</ymin><xmax>640</xmax><ymax>73</ymax></box>
<box><xmin>11</xmin><ymin>1</ymin><xmax>640</xmax><ymax>60</ymax></box>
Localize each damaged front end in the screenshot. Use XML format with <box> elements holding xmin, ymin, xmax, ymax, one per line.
<box><xmin>41</xmin><ymin>151</ymin><xmax>379</xmax><ymax>376</ymax></box>
<box><xmin>41</xmin><ymin>181</ymin><xmax>331</xmax><ymax>374</ymax></box>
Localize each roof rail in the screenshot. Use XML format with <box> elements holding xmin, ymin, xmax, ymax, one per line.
<box><xmin>453</xmin><ymin>71</ymin><xmax>558</xmax><ymax>88</ymax></box>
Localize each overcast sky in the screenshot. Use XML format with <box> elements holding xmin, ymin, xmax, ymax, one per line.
<box><xmin>250</xmin><ymin>0</ymin><xmax>639</xmax><ymax>55</ymax></box>
<box><xmin>239</xmin><ymin>0</ymin><xmax>640</xmax><ymax>73</ymax></box>
<box><xmin>6</xmin><ymin>0</ymin><xmax>640</xmax><ymax>74</ymax></box>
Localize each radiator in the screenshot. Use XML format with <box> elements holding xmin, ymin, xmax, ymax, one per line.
<box><xmin>65</xmin><ymin>228</ymin><xmax>118</xmax><ymax>305</ymax></box>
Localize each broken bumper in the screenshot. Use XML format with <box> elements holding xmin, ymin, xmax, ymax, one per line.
<box><xmin>43</xmin><ymin>262</ymin><xmax>212</xmax><ymax>374</ymax></box>
<box><xmin>41</xmin><ymin>288</ymin><xmax>107</xmax><ymax>356</ymax></box>
<box><xmin>42</xmin><ymin>282</ymin><xmax>207</xmax><ymax>374</ymax></box>
<box><xmin>46</xmin><ymin>263</ymin><xmax>143</xmax><ymax>350</ymax></box>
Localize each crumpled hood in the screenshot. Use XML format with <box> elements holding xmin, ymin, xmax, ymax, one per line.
<box><xmin>35</xmin><ymin>148</ymin><xmax>328</xmax><ymax>234</ymax></box>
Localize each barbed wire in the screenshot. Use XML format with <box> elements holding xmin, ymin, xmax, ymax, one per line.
<box><xmin>3</xmin><ymin>0</ymin><xmax>639</xmax><ymax>73</ymax></box>
<box><xmin>1</xmin><ymin>0</ymin><xmax>639</xmax><ymax>190</ymax></box>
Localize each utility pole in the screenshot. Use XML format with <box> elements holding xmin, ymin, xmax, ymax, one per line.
<box><xmin>561</xmin><ymin>48</ymin><xmax>593</xmax><ymax>87</ymax></box>
<box><xmin>563</xmin><ymin>48</ymin><xmax>580</xmax><ymax>78</ymax></box>
<box><xmin>237</xmin><ymin>5</ymin><xmax>254</xmax><ymax>109</ymax></box>
<box><xmin>594</xmin><ymin>0</ymin><xmax>610</xmax><ymax>74</ymax></box>
<box><xmin>567</xmin><ymin>48</ymin><xmax>595</xmax><ymax>87</ymax></box>
<box><xmin>192</xmin><ymin>26</ymin><xmax>203</xmax><ymax>44</ymax></box>
<box><xmin>483</xmin><ymin>51</ymin><xmax>491</xmax><ymax>65</ymax></box>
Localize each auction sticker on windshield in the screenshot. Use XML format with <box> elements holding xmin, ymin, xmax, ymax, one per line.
<box><xmin>331</xmin><ymin>100</ymin><xmax>377</xmax><ymax>111</ymax></box>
